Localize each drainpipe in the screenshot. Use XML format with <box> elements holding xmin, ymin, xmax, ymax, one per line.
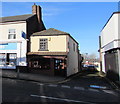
<box><xmin>117</xmin><ymin>49</ymin><xmax>120</xmax><ymax>81</ymax></box>
<box><xmin>99</xmin><ymin>36</ymin><xmax>102</xmax><ymax>74</ymax></box>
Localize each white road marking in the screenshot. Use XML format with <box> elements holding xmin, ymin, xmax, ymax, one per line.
<box><xmin>102</xmin><ymin>90</ymin><xmax>117</xmax><ymax>96</ymax></box>
<box><xmin>74</xmin><ymin>86</ymin><xmax>85</xmax><ymax>90</ymax></box>
<box><xmin>88</xmin><ymin>88</ymin><xmax>99</xmax><ymax>92</ymax></box>
<box><xmin>30</xmin><ymin>95</ymin><xmax>95</xmax><ymax>104</ymax></box>
<box><xmin>38</xmin><ymin>83</ymin><xmax>44</xmax><ymax>86</ymax></box>
<box><xmin>48</xmin><ymin>84</ymin><xmax>58</xmax><ymax>87</ymax></box>
<box><xmin>61</xmin><ymin>85</ymin><xmax>70</xmax><ymax>88</ymax></box>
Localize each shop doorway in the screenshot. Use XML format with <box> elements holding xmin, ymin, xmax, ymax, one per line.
<box><xmin>54</xmin><ymin>59</ymin><xmax>66</xmax><ymax>77</ymax></box>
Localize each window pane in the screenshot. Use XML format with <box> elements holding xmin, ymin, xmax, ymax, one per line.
<box><xmin>8</xmin><ymin>29</ymin><xmax>16</xmax><ymax>39</ymax></box>
<box><xmin>0</xmin><ymin>53</ymin><xmax>6</xmax><ymax>65</ymax></box>
<box><xmin>8</xmin><ymin>34</ymin><xmax>16</xmax><ymax>39</ymax></box>
<box><xmin>9</xmin><ymin>54</ymin><xmax>17</xmax><ymax>66</ymax></box>
<box><xmin>39</xmin><ymin>38</ymin><xmax>48</xmax><ymax>50</ymax></box>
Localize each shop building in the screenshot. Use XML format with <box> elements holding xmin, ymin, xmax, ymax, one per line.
<box><xmin>27</xmin><ymin>28</ymin><xmax>80</xmax><ymax>76</ymax></box>
<box><xmin>99</xmin><ymin>12</ymin><xmax>120</xmax><ymax>81</ymax></box>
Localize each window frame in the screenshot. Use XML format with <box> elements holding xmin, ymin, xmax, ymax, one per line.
<box><xmin>8</xmin><ymin>29</ymin><xmax>16</xmax><ymax>39</ymax></box>
<box><xmin>39</xmin><ymin>38</ymin><xmax>48</xmax><ymax>51</ymax></box>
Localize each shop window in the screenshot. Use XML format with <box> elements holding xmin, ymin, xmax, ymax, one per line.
<box><xmin>0</xmin><ymin>53</ymin><xmax>6</xmax><ymax>66</ymax></box>
<box><xmin>39</xmin><ymin>38</ymin><xmax>48</xmax><ymax>51</ymax></box>
<box><xmin>6</xmin><ymin>53</ymin><xmax>17</xmax><ymax>66</ymax></box>
<box><xmin>8</xmin><ymin>29</ymin><xmax>16</xmax><ymax>39</ymax></box>
<box><xmin>31</xmin><ymin>59</ymin><xmax>50</xmax><ymax>70</ymax></box>
<box><xmin>33</xmin><ymin>61</ymin><xmax>39</xmax><ymax>68</ymax></box>
<box><xmin>55</xmin><ymin>59</ymin><xmax>64</xmax><ymax>70</ymax></box>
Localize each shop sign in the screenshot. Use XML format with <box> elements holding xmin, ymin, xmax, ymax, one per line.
<box><xmin>0</xmin><ymin>43</ymin><xmax>17</xmax><ymax>50</ymax></box>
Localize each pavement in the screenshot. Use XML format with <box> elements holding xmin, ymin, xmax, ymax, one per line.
<box><xmin>98</xmin><ymin>71</ymin><xmax>120</xmax><ymax>90</ymax></box>
<box><xmin>1</xmin><ymin>69</ymin><xmax>65</xmax><ymax>83</ymax></box>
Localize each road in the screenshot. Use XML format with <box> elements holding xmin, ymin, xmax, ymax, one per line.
<box><xmin>2</xmin><ymin>71</ymin><xmax>120</xmax><ymax>103</ymax></box>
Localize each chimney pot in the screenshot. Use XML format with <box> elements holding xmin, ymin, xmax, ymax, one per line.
<box><xmin>32</xmin><ymin>4</ymin><xmax>37</xmax><ymax>14</ymax></box>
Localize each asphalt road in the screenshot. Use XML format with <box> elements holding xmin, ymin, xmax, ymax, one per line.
<box><xmin>2</xmin><ymin>72</ymin><xmax>120</xmax><ymax>104</ymax></box>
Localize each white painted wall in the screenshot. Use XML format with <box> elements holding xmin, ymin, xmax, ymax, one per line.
<box><xmin>0</xmin><ymin>21</ymin><xmax>26</xmax><ymax>40</ymax></box>
<box><xmin>101</xmin><ymin>13</ymin><xmax>119</xmax><ymax>51</ymax></box>
<box><xmin>67</xmin><ymin>35</ymin><xmax>79</xmax><ymax>76</ymax></box>
<box><xmin>16</xmin><ymin>40</ymin><xmax>27</xmax><ymax>66</ymax></box>
<box><xmin>101</xmin><ymin>52</ymin><xmax>105</xmax><ymax>73</ymax></box>
<box><xmin>100</xmin><ymin>13</ymin><xmax>119</xmax><ymax>73</ymax></box>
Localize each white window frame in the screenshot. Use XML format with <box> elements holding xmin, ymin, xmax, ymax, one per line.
<box><xmin>8</xmin><ymin>29</ymin><xmax>16</xmax><ymax>39</ymax></box>
<box><xmin>39</xmin><ymin>38</ymin><xmax>48</xmax><ymax>51</ymax></box>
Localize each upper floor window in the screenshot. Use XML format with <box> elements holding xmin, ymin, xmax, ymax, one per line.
<box><xmin>8</xmin><ymin>29</ymin><xmax>16</xmax><ymax>39</ymax></box>
<box><xmin>73</xmin><ymin>43</ymin><xmax>75</xmax><ymax>52</ymax></box>
<box><xmin>76</xmin><ymin>45</ymin><xmax>78</xmax><ymax>52</ymax></box>
<box><xmin>39</xmin><ymin>38</ymin><xmax>48</xmax><ymax>51</ymax></box>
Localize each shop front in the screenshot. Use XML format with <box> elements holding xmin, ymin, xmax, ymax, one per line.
<box><xmin>0</xmin><ymin>43</ymin><xmax>17</xmax><ymax>69</ymax></box>
<box><xmin>0</xmin><ymin>53</ymin><xmax>17</xmax><ymax>69</ymax></box>
<box><xmin>0</xmin><ymin>40</ymin><xmax>27</xmax><ymax>69</ymax></box>
<box><xmin>27</xmin><ymin>53</ymin><xmax>67</xmax><ymax>76</ymax></box>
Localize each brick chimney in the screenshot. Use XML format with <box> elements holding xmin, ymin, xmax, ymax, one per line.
<box><xmin>32</xmin><ymin>4</ymin><xmax>42</xmax><ymax>22</ymax></box>
<box><xmin>37</xmin><ymin>5</ymin><xmax>42</xmax><ymax>23</ymax></box>
<box><xmin>32</xmin><ymin>3</ymin><xmax>42</xmax><ymax>30</ymax></box>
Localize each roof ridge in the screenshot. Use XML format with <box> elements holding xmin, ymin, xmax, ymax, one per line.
<box><xmin>0</xmin><ymin>14</ymin><xmax>33</xmax><ymax>18</ymax></box>
<box><xmin>32</xmin><ymin>28</ymin><xmax>69</xmax><ymax>36</ymax></box>
<box><xmin>0</xmin><ymin>14</ymin><xmax>35</xmax><ymax>23</ymax></box>
<box><xmin>49</xmin><ymin>28</ymin><xmax>69</xmax><ymax>34</ymax></box>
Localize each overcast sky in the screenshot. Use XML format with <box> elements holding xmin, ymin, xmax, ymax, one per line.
<box><xmin>1</xmin><ymin>2</ymin><xmax>118</xmax><ymax>56</ymax></box>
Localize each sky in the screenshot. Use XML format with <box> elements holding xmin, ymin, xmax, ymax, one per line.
<box><xmin>1</xmin><ymin>2</ymin><xmax>119</xmax><ymax>57</ymax></box>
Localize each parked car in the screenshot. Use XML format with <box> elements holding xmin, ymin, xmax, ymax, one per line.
<box><xmin>87</xmin><ymin>65</ymin><xmax>97</xmax><ymax>71</ymax></box>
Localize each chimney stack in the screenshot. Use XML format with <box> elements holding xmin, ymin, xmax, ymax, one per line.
<box><xmin>37</xmin><ymin>5</ymin><xmax>42</xmax><ymax>23</ymax></box>
<box><xmin>32</xmin><ymin>3</ymin><xmax>42</xmax><ymax>29</ymax></box>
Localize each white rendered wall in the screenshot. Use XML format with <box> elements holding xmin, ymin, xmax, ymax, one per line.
<box><xmin>101</xmin><ymin>14</ymin><xmax>119</xmax><ymax>51</ymax></box>
<box><xmin>0</xmin><ymin>21</ymin><xmax>26</xmax><ymax>40</ymax></box>
<box><xmin>67</xmin><ymin>36</ymin><xmax>79</xmax><ymax>76</ymax></box>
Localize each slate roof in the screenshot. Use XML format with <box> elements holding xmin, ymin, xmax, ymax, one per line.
<box><xmin>32</xmin><ymin>28</ymin><xmax>78</xmax><ymax>44</ymax></box>
<box><xmin>0</xmin><ymin>14</ymin><xmax>34</xmax><ymax>23</ymax></box>
<box><xmin>32</xmin><ymin>28</ymin><xmax>70</xmax><ymax>36</ymax></box>
<box><xmin>27</xmin><ymin>52</ymin><xmax>68</xmax><ymax>56</ymax></box>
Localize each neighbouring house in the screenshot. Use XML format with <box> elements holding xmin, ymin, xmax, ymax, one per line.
<box><xmin>27</xmin><ymin>28</ymin><xmax>80</xmax><ymax>77</ymax></box>
<box><xmin>99</xmin><ymin>12</ymin><xmax>120</xmax><ymax>81</ymax></box>
<box><xmin>0</xmin><ymin>4</ymin><xmax>46</xmax><ymax>69</ymax></box>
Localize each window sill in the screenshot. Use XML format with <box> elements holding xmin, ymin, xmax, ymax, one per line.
<box><xmin>38</xmin><ymin>49</ymin><xmax>49</xmax><ymax>51</ymax></box>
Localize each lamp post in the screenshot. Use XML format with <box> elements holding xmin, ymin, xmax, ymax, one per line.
<box><xmin>17</xmin><ymin>41</ymin><xmax>22</xmax><ymax>79</ymax></box>
<box><xmin>85</xmin><ymin>53</ymin><xmax>88</xmax><ymax>62</ymax></box>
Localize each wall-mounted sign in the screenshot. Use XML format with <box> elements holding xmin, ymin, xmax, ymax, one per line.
<box><xmin>22</xmin><ymin>31</ymin><xmax>26</xmax><ymax>39</ymax></box>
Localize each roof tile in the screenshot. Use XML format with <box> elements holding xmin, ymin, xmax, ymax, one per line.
<box><xmin>0</xmin><ymin>14</ymin><xmax>34</xmax><ymax>23</ymax></box>
<box><xmin>32</xmin><ymin>28</ymin><xmax>69</xmax><ymax>36</ymax></box>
